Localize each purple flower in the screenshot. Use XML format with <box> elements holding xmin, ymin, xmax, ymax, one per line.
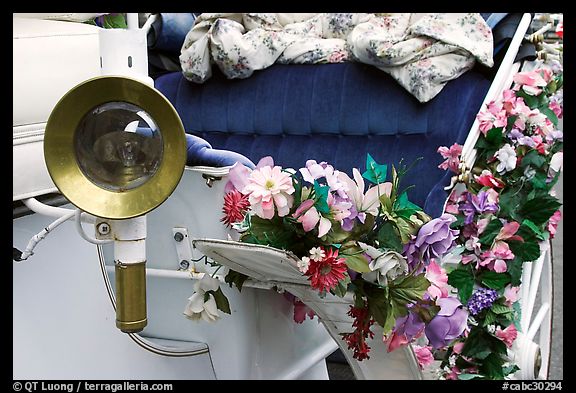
<box><xmin>386</xmin><ymin>310</ymin><xmax>425</xmax><ymax>352</ymax></box>
<box><xmin>507</xmin><ymin>129</ymin><xmax>524</xmax><ymax>142</ymax></box>
<box><xmin>466</xmin><ymin>287</ymin><xmax>499</xmax><ymax>315</ymax></box>
<box><xmin>405</xmin><ymin>214</ymin><xmax>459</xmax><ymax>267</ymax></box>
<box><xmin>425</xmin><ymin>297</ymin><xmax>468</xmax><ymax>349</ymax></box>
<box><xmin>459</xmin><ymin>190</ymin><xmax>499</xmax><ymax>225</ymax></box>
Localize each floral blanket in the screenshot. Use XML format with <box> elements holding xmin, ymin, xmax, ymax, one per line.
<box><xmin>180</xmin><ymin>13</ymin><xmax>494</xmax><ymax>103</ymax></box>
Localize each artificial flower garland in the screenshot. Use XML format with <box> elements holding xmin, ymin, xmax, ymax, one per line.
<box><xmin>434</xmin><ymin>60</ymin><xmax>563</xmax><ymax>379</ymax></box>
<box><xmin>184</xmin><ymin>60</ymin><xmax>563</xmax><ymax>380</ymax></box>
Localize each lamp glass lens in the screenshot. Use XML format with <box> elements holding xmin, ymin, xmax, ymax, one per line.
<box><xmin>74</xmin><ymin>102</ymin><xmax>163</xmax><ymax>191</ymax></box>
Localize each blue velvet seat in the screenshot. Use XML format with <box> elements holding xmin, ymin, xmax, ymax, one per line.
<box><xmin>152</xmin><ymin>13</ymin><xmax>530</xmax><ymax>217</ymax></box>
<box><xmin>156</xmin><ymin>62</ymin><xmax>489</xmax><ymax>216</ymax></box>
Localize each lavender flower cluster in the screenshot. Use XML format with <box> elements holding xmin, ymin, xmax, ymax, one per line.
<box><xmin>466</xmin><ymin>287</ymin><xmax>498</xmax><ymax>315</ymax></box>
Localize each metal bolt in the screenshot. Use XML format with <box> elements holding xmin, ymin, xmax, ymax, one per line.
<box><xmin>97</xmin><ymin>222</ymin><xmax>111</xmax><ymax>235</ymax></box>
<box><xmin>174</xmin><ymin>232</ymin><xmax>184</xmax><ymax>242</ymax></box>
<box><xmin>179</xmin><ymin>260</ymin><xmax>190</xmax><ymax>270</ymax></box>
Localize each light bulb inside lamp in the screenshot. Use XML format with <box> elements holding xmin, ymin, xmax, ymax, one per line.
<box><xmin>74</xmin><ymin>102</ymin><xmax>163</xmax><ymax>192</ymax></box>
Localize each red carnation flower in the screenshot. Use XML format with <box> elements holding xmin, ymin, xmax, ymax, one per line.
<box><xmin>221</xmin><ymin>190</ymin><xmax>250</xmax><ymax>227</ymax></box>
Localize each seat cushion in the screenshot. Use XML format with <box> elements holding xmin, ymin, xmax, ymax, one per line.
<box><xmin>13</xmin><ymin>17</ymin><xmax>101</xmax><ymax>200</ymax></box>
<box><xmin>155</xmin><ymin>62</ymin><xmax>491</xmax><ymax>212</ymax></box>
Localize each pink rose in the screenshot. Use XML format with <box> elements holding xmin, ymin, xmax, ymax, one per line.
<box><xmin>413</xmin><ymin>345</ymin><xmax>434</xmax><ymax>369</ymax></box>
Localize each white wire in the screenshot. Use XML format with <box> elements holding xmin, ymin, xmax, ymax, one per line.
<box><xmin>17</xmin><ymin>210</ymin><xmax>77</xmax><ymax>262</ymax></box>
<box><xmin>75</xmin><ymin>209</ymin><xmax>113</xmax><ymax>245</ymax></box>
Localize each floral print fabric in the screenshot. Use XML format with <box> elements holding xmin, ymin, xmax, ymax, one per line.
<box><xmin>180</xmin><ymin>13</ymin><xmax>493</xmax><ymax>103</ymax></box>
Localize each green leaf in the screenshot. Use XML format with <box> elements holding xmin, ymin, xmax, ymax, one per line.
<box><xmin>516</xmin><ymin>89</ymin><xmax>542</xmax><ymax>109</ymax></box>
<box><xmin>507</xmin><ymin>257</ymin><xmax>524</xmax><ymax>286</ymax></box>
<box><xmin>395</xmin><ymin>216</ymin><xmax>417</xmax><ymax>244</ymax></box>
<box><xmin>499</xmin><ymin>190</ymin><xmax>525</xmax><ymax>222</ymax></box>
<box><xmin>530</xmin><ymin>172</ymin><xmax>548</xmax><ymax>190</ymax></box>
<box><xmin>313</xmin><ymin>181</ymin><xmax>330</xmax><ymax>214</ymax></box>
<box><xmin>539</xmin><ymin>106</ymin><xmax>559</xmax><ymax>126</ymax></box>
<box><xmin>103</xmin><ymin>14</ymin><xmax>128</xmax><ymax>29</ymax></box>
<box><xmin>343</xmin><ymin>253</ymin><xmax>371</xmax><ymax>273</ymax></box>
<box><xmin>388</xmin><ymin>274</ymin><xmax>430</xmax><ymax>317</ymax></box>
<box><xmin>362</xmin><ymin>283</ymin><xmax>395</xmax><ymax>333</ymax></box>
<box><xmin>479</xmin><ymin>353</ymin><xmax>506</xmax><ymax>379</ymax></box>
<box><xmin>448</xmin><ymin>264</ymin><xmax>475</xmax><ymax>303</ymax></box>
<box><xmin>393</xmin><ymin>192</ymin><xmax>422</xmax><ymax>218</ymax></box>
<box><xmin>479</xmin><ymin>219</ymin><xmax>503</xmax><ymax>247</ymax></box>
<box><xmin>483</xmin><ymin>310</ymin><xmax>497</xmax><ymax>327</ymax></box>
<box><xmin>518</xmin><ymin>194</ymin><xmax>562</xmax><ymax>226</ymax></box>
<box><xmin>458</xmin><ymin>373</ymin><xmax>484</xmax><ymax>380</ymax></box>
<box><xmin>521</xmin><ymin>150</ymin><xmax>547</xmax><ymax>168</ymax></box>
<box><xmin>450</xmin><ymin>214</ymin><xmax>465</xmax><ymax>229</ymax></box>
<box><xmin>224</xmin><ymin>270</ymin><xmax>249</xmax><ymax>292</ymax></box>
<box><xmin>503</xmin><ymin>364</ymin><xmax>520</xmax><ymax>377</ymax></box>
<box><xmin>211</xmin><ymin>287</ymin><xmax>231</xmax><ymax>314</ymax></box>
<box><xmin>362</xmin><ymin>153</ymin><xmax>388</xmax><ymax>184</ymax></box>
<box><xmin>333</xmin><ymin>275</ymin><xmax>351</xmax><ymax>297</ymax></box>
<box><xmin>462</xmin><ymin>326</ymin><xmax>508</xmax><ymax>361</ymax></box>
<box><xmin>474</xmin><ymin>128</ymin><xmax>504</xmax><ymax>163</ymax></box>
<box><xmin>522</xmin><ymin>219</ymin><xmax>545</xmax><ymax>240</ymax></box>
<box><xmin>509</xmin><ymin>239</ymin><xmax>541</xmax><ymax>262</ymax></box>
<box><xmin>377</xmin><ymin>221</ymin><xmax>403</xmax><ymax>253</ymax></box>
<box><xmin>480</xmin><ymin>271</ymin><xmax>511</xmax><ymax>290</ymax></box>
<box><xmin>491</xmin><ymin>303</ymin><xmax>513</xmax><ymax>315</ymax></box>
<box><xmin>485</xmin><ymin>127</ymin><xmax>504</xmax><ymax>146</ymax></box>
<box><xmin>379</xmin><ymin>193</ymin><xmax>393</xmax><ymax>213</ymax></box>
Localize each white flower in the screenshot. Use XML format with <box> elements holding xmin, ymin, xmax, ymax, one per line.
<box><xmin>297</xmin><ymin>256</ymin><xmax>311</xmax><ymax>273</ymax></box>
<box><xmin>494</xmin><ymin>144</ymin><xmax>517</xmax><ymax>174</ymax></box>
<box><xmin>183</xmin><ymin>275</ymin><xmax>221</xmax><ymax>322</ymax></box>
<box><xmin>358</xmin><ymin>242</ymin><xmax>408</xmax><ymax>286</ymax></box>
<box><xmin>549</xmin><ymin>151</ymin><xmax>563</xmax><ymax>174</ymax></box>
<box><xmin>299</xmin><ymin>160</ymin><xmax>348</xmax><ymax>197</ymax></box>
<box><xmin>309</xmin><ymin>247</ymin><xmax>326</xmax><ymax>261</ymax></box>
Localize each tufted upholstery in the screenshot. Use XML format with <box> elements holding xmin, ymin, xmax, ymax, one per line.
<box><xmin>155</xmin><ymin>62</ymin><xmax>491</xmax><ymax>215</ymax></box>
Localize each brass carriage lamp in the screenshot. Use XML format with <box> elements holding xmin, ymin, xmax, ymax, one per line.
<box><xmin>44</xmin><ymin>75</ymin><xmax>187</xmax><ymax>333</ymax></box>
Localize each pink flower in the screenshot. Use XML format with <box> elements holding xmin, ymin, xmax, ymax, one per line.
<box><xmin>477</xmin><ymin>102</ymin><xmax>508</xmax><ymax>135</ymax></box>
<box><xmin>338</xmin><ymin>168</ymin><xmax>392</xmax><ymax>218</ymax></box>
<box><xmin>502</xmin><ymin>89</ymin><xmax>520</xmax><ymax>115</ymax></box>
<box><xmin>425</xmin><ymin>259</ymin><xmax>449</xmax><ymax>299</ymax></box>
<box><xmin>299</xmin><ymin>160</ymin><xmax>347</xmax><ymax>196</ymax></box>
<box><xmin>480</xmin><ymin>241</ymin><xmax>514</xmax><ymax>272</ymax></box>
<box><xmin>293</xmin><ymin>299</ymin><xmax>316</xmax><ymax>323</ymax></box>
<box><xmin>283</xmin><ymin>292</ymin><xmax>316</xmax><ymax>323</ymax></box>
<box><xmin>292</xmin><ymin>194</ymin><xmax>351</xmax><ymax>238</ymax></box>
<box><xmin>547</xmin><ymin>210</ymin><xmax>562</xmax><ymax>239</ymax></box>
<box><xmin>385</xmin><ymin>330</ymin><xmax>410</xmax><ymax>353</ymax></box>
<box><xmin>495</xmin><ymin>221</ymin><xmax>523</xmax><ymax>242</ymax></box>
<box><xmin>475</xmin><ymin>169</ymin><xmax>505</xmax><ymax>189</ymax></box>
<box><xmin>243</xmin><ymin>164</ymin><xmax>295</xmax><ymax>219</ymax></box>
<box><xmin>445</xmin><ymin>366</ymin><xmax>461</xmax><ymax>380</ymax></box>
<box><xmin>437</xmin><ymin>143</ymin><xmax>463</xmax><ymax>173</ymax></box>
<box><xmin>328</xmin><ymin>50</ymin><xmax>348</xmax><ymax>63</ymax></box>
<box><xmin>225</xmin><ymin>162</ymin><xmax>253</xmax><ymax>194</ymax></box>
<box><xmin>413</xmin><ymin>345</ymin><xmax>434</xmax><ymax>369</ymax></box>
<box><xmin>549</xmin><ymin>100</ymin><xmax>563</xmax><ymax>118</ymax></box>
<box><xmin>495</xmin><ymin>324</ymin><xmax>518</xmax><ymax>348</ymax></box>
<box><xmin>513</xmin><ymin>71</ymin><xmax>547</xmax><ymax>96</ymax></box>
<box><xmin>453</xmin><ymin>341</ymin><xmax>465</xmax><ymax>354</ymax></box>
<box><xmin>503</xmin><ymin>285</ymin><xmax>520</xmax><ymax>306</ymax></box>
